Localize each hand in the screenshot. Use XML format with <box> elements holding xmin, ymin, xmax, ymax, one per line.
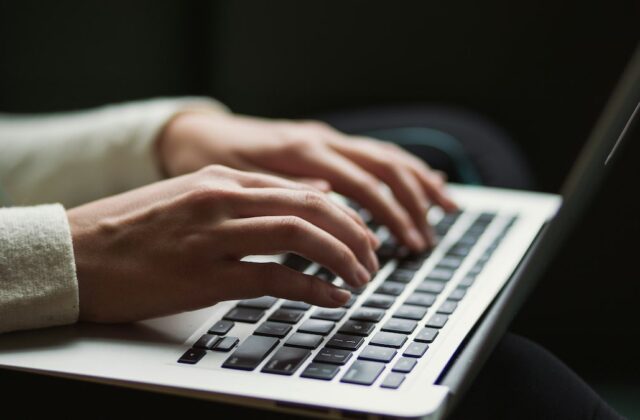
<box><xmin>68</xmin><ymin>165</ymin><xmax>378</xmax><ymax>323</ymax></box>
<box><xmin>156</xmin><ymin>112</ymin><xmax>458</xmax><ymax>251</ymax></box>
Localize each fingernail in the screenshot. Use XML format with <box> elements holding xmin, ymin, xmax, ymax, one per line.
<box><xmin>355</xmin><ymin>264</ymin><xmax>371</xmax><ymax>285</ymax></box>
<box><xmin>408</xmin><ymin>228</ymin><xmax>426</xmax><ymax>250</ymax></box>
<box><xmin>330</xmin><ymin>288</ymin><xmax>352</xmax><ymax>305</ymax></box>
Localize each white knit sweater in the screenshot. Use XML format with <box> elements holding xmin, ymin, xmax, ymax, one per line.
<box><xmin>0</xmin><ymin>97</ymin><xmax>226</xmax><ymax>333</ymax></box>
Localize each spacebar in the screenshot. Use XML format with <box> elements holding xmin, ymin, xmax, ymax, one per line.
<box><xmin>222</xmin><ymin>335</ymin><xmax>279</xmax><ymax>371</ymax></box>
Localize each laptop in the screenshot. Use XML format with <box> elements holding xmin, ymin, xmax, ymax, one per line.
<box><xmin>0</xmin><ymin>47</ymin><xmax>638</xmax><ymax>419</ymax></box>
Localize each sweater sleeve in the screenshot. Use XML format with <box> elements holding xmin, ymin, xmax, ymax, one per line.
<box><xmin>0</xmin><ymin>204</ymin><xmax>78</xmax><ymax>333</ymax></box>
<box><xmin>0</xmin><ymin>97</ymin><xmax>228</xmax><ymax>207</ymax></box>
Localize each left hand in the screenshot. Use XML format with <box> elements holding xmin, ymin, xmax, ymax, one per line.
<box><xmin>156</xmin><ymin>112</ymin><xmax>458</xmax><ymax>251</ymax></box>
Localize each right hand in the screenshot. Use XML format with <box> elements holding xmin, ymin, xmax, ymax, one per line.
<box><xmin>67</xmin><ymin>165</ymin><xmax>379</xmax><ymax>323</ymax></box>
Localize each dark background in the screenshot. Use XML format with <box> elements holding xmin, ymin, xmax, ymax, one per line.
<box><xmin>1</xmin><ymin>0</ymin><xmax>638</xmax><ymax>417</ymax></box>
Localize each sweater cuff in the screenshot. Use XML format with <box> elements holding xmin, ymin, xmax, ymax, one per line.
<box><xmin>0</xmin><ymin>204</ymin><xmax>78</xmax><ymax>333</ymax></box>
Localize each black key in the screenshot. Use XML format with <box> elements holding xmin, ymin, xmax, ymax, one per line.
<box><xmin>386</xmin><ymin>269</ymin><xmax>416</xmax><ymax>283</ymax></box>
<box><xmin>301</xmin><ymin>362</ymin><xmax>340</xmax><ymax>380</ymax></box>
<box><xmin>393</xmin><ymin>305</ymin><xmax>428</xmax><ymax>321</ymax></box>
<box><xmin>457</xmin><ymin>235</ymin><xmax>479</xmax><ymax>247</ymax></box>
<box><xmin>338</xmin><ymin>320</ymin><xmax>376</xmax><ymax>336</ymax></box>
<box><xmin>280</xmin><ymin>300</ymin><xmax>312</xmax><ymax>311</ymax></box>
<box><xmin>342</xmin><ymin>294</ymin><xmax>358</xmax><ymax>309</ymax></box>
<box><xmin>285</xmin><ymin>332</ymin><xmax>324</xmax><ymax>349</ymax></box>
<box><xmin>380</xmin><ymin>372</ymin><xmax>406</xmax><ymax>389</ymax></box>
<box><xmin>363</xmin><ymin>294</ymin><xmax>395</xmax><ymax>309</ymax></box>
<box><xmin>376</xmin><ymin>281</ymin><xmax>406</xmax><ymax>296</ymax></box>
<box><xmin>298</xmin><ymin>319</ymin><xmax>335</xmax><ymax>336</ymax></box>
<box><xmin>426</xmin><ymin>314</ymin><xmax>449</xmax><ymax>328</ymax></box>
<box><xmin>194</xmin><ymin>334</ymin><xmax>221</xmax><ymax>349</ymax></box>
<box><xmin>369</xmin><ymin>332</ymin><xmax>407</xmax><ymax>348</ymax></box>
<box><xmin>447</xmin><ymin>244</ymin><xmax>472</xmax><ymax>257</ymax></box>
<box><xmin>403</xmin><ymin>342</ymin><xmax>429</xmax><ymax>358</ymax></box>
<box><xmin>208</xmin><ymin>320</ymin><xmax>234</xmax><ymax>335</ymax></box>
<box><xmin>381</xmin><ymin>318</ymin><xmax>417</xmax><ymax>334</ymax></box>
<box><xmin>178</xmin><ymin>348</ymin><xmax>206</xmax><ymax>364</ymax></box>
<box><xmin>326</xmin><ymin>333</ymin><xmax>364</xmax><ymax>351</ymax></box>
<box><xmin>223</xmin><ymin>307</ymin><xmax>265</xmax><ymax>324</ymax></box>
<box><xmin>396</xmin><ymin>253</ymin><xmax>429</xmax><ymax>271</ymax></box>
<box><xmin>282</xmin><ymin>253</ymin><xmax>312</xmax><ymax>271</ymax></box>
<box><xmin>262</xmin><ymin>346</ymin><xmax>311</xmax><ymax>375</ymax></box>
<box><xmin>425</xmin><ymin>268</ymin><xmax>454</xmax><ymax>282</ymax></box>
<box><xmin>254</xmin><ymin>321</ymin><xmax>292</xmax><ymax>338</ymax></box>
<box><xmin>359</xmin><ymin>345</ymin><xmax>397</xmax><ymax>363</ymax></box>
<box><xmin>458</xmin><ymin>275</ymin><xmax>475</xmax><ymax>288</ymax></box>
<box><xmin>404</xmin><ymin>292</ymin><xmax>437</xmax><ymax>307</ymax></box>
<box><xmin>269</xmin><ymin>308</ymin><xmax>305</xmax><ymax>324</ymax></box>
<box><xmin>437</xmin><ymin>300</ymin><xmax>458</xmax><ymax>315</ymax></box>
<box><xmin>350</xmin><ymin>307</ymin><xmax>385</xmax><ymax>323</ymax></box>
<box><xmin>415</xmin><ymin>280</ymin><xmax>445</xmax><ymax>294</ymax></box>
<box><xmin>314</xmin><ymin>348</ymin><xmax>352</xmax><ymax>365</ymax></box>
<box><xmin>468</xmin><ymin>264</ymin><xmax>484</xmax><ymax>276</ymax></box>
<box><xmin>313</xmin><ymin>266</ymin><xmax>337</xmax><ymax>283</ymax></box>
<box><xmin>238</xmin><ymin>296</ymin><xmax>278</xmax><ymax>309</ymax></box>
<box><xmin>448</xmin><ymin>287</ymin><xmax>467</xmax><ymax>301</ymax></box>
<box><xmin>415</xmin><ymin>327</ymin><xmax>439</xmax><ymax>343</ymax></box>
<box><xmin>437</xmin><ymin>256</ymin><xmax>463</xmax><ymax>270</ymax></box>
<box><xmin>477</xmin><ymin>212</ymin><xmax>496</xmax><ymax>223</ymax></box>
<box><xmin>341</xmin><ymin>282</ymin><xmax>367</xmax><ymax>295</ymax></box>
<box><xmin>311</xmin><ymin>308</ymin><xmax>347</xmax><ymax>322</ymax></box>
<box><xmin>222</xmin><ymin>335</ymin><xmax>279</xmax><ymax>371</ymax></box>
<box><xmin>213</xmin><ymin>336</ymin><xmax>239</xmax><ymax>352</ymax></box>
<box><xmin>341</xmin><ymin>360</ymin><xmax>385</xmax><ymax>386</ymax></box>
<box><xmin>392</xmin><ymin>357</ymin><xmax>417</xmax><ymax>373</ymax></box>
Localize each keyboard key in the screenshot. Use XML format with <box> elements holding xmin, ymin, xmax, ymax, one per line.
<box><xmin>326</xmin><ymin>333</ymin><xmax>364</xmax><ymax>351</ymax></box>
<box><xmin>359</xmin><ymin>345</ymin><xmax>397</xmax><ymax>363</ymax></box>
<box><xmin>381</xmin><ymin>318</ymin><xmax>417</xmax><ymax>334</ymax></box>
<box><xmin>311</xmin><ymin>308</ymin><xmax>347</xmax><ymax>322</ymax></box>
<box><xmin>301</xmin><ymin>362</ymin><xmax>340</xmax><ymax>380</ymax></box>
<box><xmin>393</xmin><ymin>305</ymin><xmax>428</xmax><ymax>320</ymax></box>
<box><xmin>403</xmin><ymin>342</ymin><xmax>429</xmax><ymax>358</ymax></box>
<box><xmin>269</xmin><ymin>308</ymin><xmax>305</xmax><ymax>324</ymax></box>
<box><xmin>194</xmin><ymin>334</ymin><xmax>221</xmax><ymax>349</ymax></box>
<box><xmin>415</xmin><ymin>327</ymin><xmax>439</xmax><ymax>343</ymax></box>
<box><xmin>261</xmin><ymin>346</ymin><xmax>311</xmax><ymax>375</ymax></box>
<box><xmin>386</xmin><ymin>269</ymin><xmax>416</xmax><ymax>283</ymax></box>
<box><xmin>437</xmin><ymin>300</ymin><xmax>458</xmax><ymax>315</ymax></box>
<box><xmin>282</xmin><ymin>253</ymin><xmax>312</xmax><ymax>271</ymax></box>
<box><xmin>338</xmin><ymin>320</ymin><xmax>376</xmax><ymax>336</ymax></box>
<box><xmin>222</xmin><ymin>335</ymin><xmax>279</xmax><ymax>371</ymax></box>
<box><xmin>468</xmin><ymin>264</ymin><xmax>483</xmax><ymax>276</ymax></box>
<box><xmin>254</xmin><ymin>321</ymin><xmax>292</xmax><ymax>338</ymax></box>
<box><xmin>298</xmin><ymin>319</ymin><xmax>335</xmax><ymax>336</ymax></box>
<box><xmin>208</xmin><ymin>320</ymin><xmax>234</xmax><ymax>335</ymax></box>
<box><xmin>458</xmin><ymin>275</ymin><xmax>475</xmax><ymax>288</ymax></box>
<box><xmin>380</xmin><ymin>372</ymin><xmax>406</xmax><ymax>389</ymax></box>
<box><xmin>396</xmin><ymin>254</ymin><xmax>428</xmax><ymax>271</ymax></box>
<box><xmin>314</xmin><ymin>348</ymin><xmax>352</xmax><ymax>365</ymax></box>
<box><xmin>341</xmin><ymin>360</ymin><xmax>385</xmax><ymax>385</ymax></box>
<box><xmin>363</xmin><ymin>294</ymin><xmax>395</xmax><ymax>309</ymax></box>
<box><xmin>369</xmin><ymin>332</ymin><xmax>407</xmax><ymax>348</ymax></box>
<box><xmin>448</xmin><ymin>287</ymin><xmax>467</xmax><ymax>301</ymax></box>
<box><xmin>314</xmin><ymin>266</ymin><xmax>337</xmax><ymax>283</ymax></box>
<box><xmin>350</xmin><ymin>307</ymin><xmax>386</xmax><ymax>322</ymax></box>
<box><xmin>223</xmin><ymin>307</ymin><xmax>265</xmax><ymax>324</ymax></box>
<box><xmin>342</xmin><ymin>294</ymin><xmax>358</xmax><ymax>308</ymax></box>
<box><xmin>178</xmin><ymin>348</ymin><xmax>206</xmax><ymax>364</ymax></box>
<box><xmin>213</xmin><ymin>336</ymin><xmax>239</xmax><ymax>352</ymax></box>
<box><xmin>425</xmin><ymin>268</ymin><xmax>454</xmax><ymax>282</ymax></box>
<box><xmin>426</xmin><ymin>314</ymin><xmax>449</xmax><ymax>328</ymax></box>
<box><xmin>404</xmin><ymin>292</ymin><xmax>437</xmax><ymax>307</ymax></box>
<box><xmin>447</xmin><ymin>244</ymin><xmax>472</xmax><ymax>258</ymax></box>
<box><xmin>392</xmin><ymin>357</ymin><xmax>417</xmax><ymax>373</ymax></box>
<box><xmin>376</xmin><ymin>281</ymin><xmax>406</xmax><ymax>296</ymax></box>
<box><xmin>437</xmin><ymin>256</ymin><xmax>463</xmax><ymax>270</ymax></box>
<box><xmin>285</xmin><ymin>333</ymin><xmax>324</xmax><ymax>349</ymax></box>
<box><xmin>415</xmin><ymin>280</ymin><xmax>445</xmax><ymax>294</ymax></box>
<box><xmin>238</xmin><ymin>296</ymin><xmax>278</xmax><ymax>309</ymax></box>
<box><xmin>280</xmin><ymin>300</ymin><xmax>312</xmax><ymax>311</ymax></box>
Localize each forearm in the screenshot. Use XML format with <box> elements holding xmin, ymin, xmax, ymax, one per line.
<box><xmin>0</xmin><ymin>97</ymin><xmax>227</xmax><ymax>207</ymax></box>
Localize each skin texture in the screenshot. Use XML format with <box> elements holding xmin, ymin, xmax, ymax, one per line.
<box><xmin>69</xmin><ymin>111</ymin><xmax>456</xmax><ymax>323</ymax></box>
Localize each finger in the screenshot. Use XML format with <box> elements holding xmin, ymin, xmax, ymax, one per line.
<box><xmin>227</xmin><ymin>189</ymin><xmax>379</xmax><ymax>272</ymax></box>
<box><xmin>229</xmin><ymin>168</ymin><xmax>324</xmax><ymax>192</ymax></box>
<box><xmin>213</xmin><ymin>261</ymin><xmax>352</xmax><ymax>307</ymax></box>
<box><xmin>292</xmin><ymin>149</ymin><xmax>426</xmax><ymax>251</ymax></box>
<box><xmin>333</xmin><ymin>200</ymin><xmax>381</xmax><ymax>249</ymax></box>
<box><xmin>217</xmin><ymin>216</ymin><xmax>372</xmax><ymax>287</ymax></box>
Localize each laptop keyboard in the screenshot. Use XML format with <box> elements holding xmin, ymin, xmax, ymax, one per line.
<box><xmin>178</xmin><ymin>209</ymin><xmax>517</xmax><ymax>389</ymax></box>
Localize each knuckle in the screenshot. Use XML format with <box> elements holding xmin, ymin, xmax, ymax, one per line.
<box><xmin>278</xmin><ymin>216</ymin><xmax>307</xmax><ymax>239</ymax></box>
<box><xmin>301</xmin><ymin>190</ymin><xmax>328</xmax><ymax>211</ymax></box>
